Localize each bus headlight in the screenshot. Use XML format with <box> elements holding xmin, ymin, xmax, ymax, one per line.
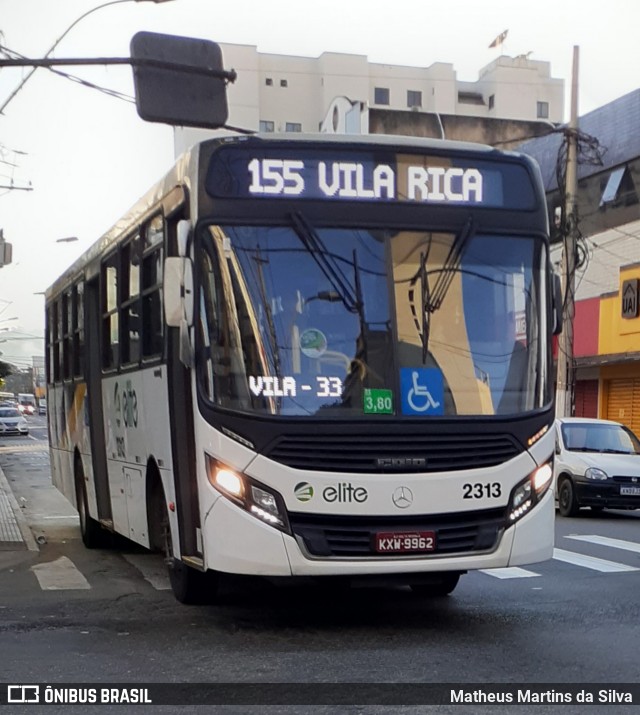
<box><xmin>507</xmin><ymin>462</ymin><xmax>553</xmax><ymax>523</ymax></box>
<box><xmin>206</xmin><ymin>456</ymin><xmax>290</xmax><ymax>533</ymax></box>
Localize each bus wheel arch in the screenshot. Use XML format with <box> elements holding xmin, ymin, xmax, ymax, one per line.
<box><xmin>146</xmin><ymin>459</ymin><xmax>167</xmax><ymax>553</ymax></box>
<box><xmin>74</xmin><ymin>450</ymin><xmax>107</xmax><ymax>548</ymax></box>
<box><xmin>146</xmin><ymin>459</ymin><xmax>217</xmax><ymax>604</ymax></box>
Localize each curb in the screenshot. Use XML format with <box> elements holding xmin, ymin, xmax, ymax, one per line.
<box><xmin>0</xmin><ymin>463</ymin><xmax>39</xmax><ymax>552</ymax></box>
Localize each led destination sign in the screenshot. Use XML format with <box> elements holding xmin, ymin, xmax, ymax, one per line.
<box><xmin>206</xmin><ymin>147</ymin><xmax>536</xmax><ymax>209</ymax></box>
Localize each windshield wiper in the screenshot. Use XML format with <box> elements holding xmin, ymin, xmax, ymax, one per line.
<box><xmin>290</xmin><ymin>211</ymin><xmax>361</xmax><ymax>314</ymax></box>
<box><xmin>414</xmin><ymin>216</ymin><xmax>475</xmax><ymax>362</ymax></box>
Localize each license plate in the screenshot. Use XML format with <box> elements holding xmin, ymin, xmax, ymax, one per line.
<box><xmin>620</xmin><ymin>486</ymin><xmax>640</xmax><ymax>496</ymax></box>
<box><xmin>374</xmin><ymin>531</ymin><xmax>436</xmax><ymax>554</ymax></box>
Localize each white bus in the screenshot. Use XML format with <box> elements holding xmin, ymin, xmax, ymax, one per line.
<box><xmin>46</xmin><ymin>133</ymin><xmax>560</xmax><ymax>603</ymax></box>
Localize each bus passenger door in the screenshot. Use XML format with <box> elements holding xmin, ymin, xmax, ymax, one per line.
<box><xmin>166</xmin><ymin>218</ymin><xmax>201</xmax><ymax>564</ymax></box>
<box><xmin>85</xmin><ymin>276</ymin><xmax>112</xmax><ymax>524</ymax></box>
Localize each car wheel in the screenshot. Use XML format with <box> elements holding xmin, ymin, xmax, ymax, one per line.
<box><xmin>558</xmin><ymin>478</ymin><xmax>580</xmax><ymax>517</ymax></box>
<box><xmin>410</xmin><ymin>573</ymin><xmax>460</xmax><ymax>597</ymax></box>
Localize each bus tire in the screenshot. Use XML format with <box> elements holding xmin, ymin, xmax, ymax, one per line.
<box><xmin>75</xmin><ymin>458</ymin><xmax>107</xmax><ymax>549</ymax></box>
<box><xmin>410</xmin><ymin>573</ymin><xmax>460</xmax><ymax>597</ymax></box>
<box><xmin>155</xmin><ymin>489</ymin><xmax>218</xmax><ymax>605</ymax></box>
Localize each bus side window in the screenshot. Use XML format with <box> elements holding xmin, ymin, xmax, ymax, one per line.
<box><xmin>73</xmin><ymin>282</ymin><xmax>85</xmax><ymax>378</ymax></box>
<box><xmin>121</xmin><ymin>235</ymin><xmax>141</xmax><ymax>365</ymax></box>
<box><xmin>102</xmin><ymin>252</ymin><xmax>119</xmax><ymax>369</ymax></box>
<box><xmin>142</xmin><ymin>216</ymin><xmax>164</xmax><ymax>359</ymax></box>
<box><xmin>197</xmin><ymin>246</ymin><xmax>222</xmax><ymax>402</ymax></box>
<box><xmin>63</xmin><ymin>290</ymin><xmax>73</xmax><ymax>380</ymax></box>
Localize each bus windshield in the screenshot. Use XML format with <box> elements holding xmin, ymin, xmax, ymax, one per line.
<box><xmin>196</xmin><ymin>221</ymin><xmax>550</xmax><ymax>418</ymax></box>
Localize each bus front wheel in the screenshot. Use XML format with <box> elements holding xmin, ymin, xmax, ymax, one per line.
<box><xmin>410</xmin><ymin>573</ymin><xmax>460</xmax><ymax>597</ymax></box>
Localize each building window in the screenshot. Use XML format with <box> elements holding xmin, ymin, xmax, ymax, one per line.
<box><xmin>374</xmin><ymin>87</ymin><xmax>390</xmax><ymax>105</ymax></box>
<box><xmin>458</xmin><ymin>91</ymin><xmax>485</xmax><ymax>105</ymax></box>
<box><xmin>537</xmin><ymin>101</ymin><xmax>549</xmax><ymax>119</ymax></box>
<box><xmin>285</xmin><ymin>122</ymin><xmax>302</xmax><ymax>132</ymax></box>
<box><xmin>407</xmin><ymin>90</ymin><xmax>422</xmax><ymax>108</ymax></box>
<box><xmin>600</xmin><ymin>166</ymin><xmax>638</xmax><ymax>207</ymax></box>
<box><xmin>265</xmin><ymin>78</ymin><xmax>273</xmax><ymax>86</ymax></box>
<box><xmin>280</xmin><ymin>79</ymin><xmax>288</xmax><ymax>87</ymax></box>
<box><xmin>259</xmin><ymin>120</ymin><xmax>275</xmax><ymax>133</ymax></box>
<box><xmin>488</xmin><ymin>94</ymin><xmax>495</xmax><ymax>110</ymax></box>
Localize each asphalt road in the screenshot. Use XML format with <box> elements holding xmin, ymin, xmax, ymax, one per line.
<box><xmin>1</xmin><ymin>418</ymin><xmax>640</xmax><ymax>714</ymax></box>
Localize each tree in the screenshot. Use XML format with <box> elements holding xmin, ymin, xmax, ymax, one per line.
<box><xmin>0</xmin><ymin>361</ymin><xmax>15</xmax><ymax>381</ymax></box>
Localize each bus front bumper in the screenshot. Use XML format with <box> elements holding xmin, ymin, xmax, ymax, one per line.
<box><xmin>204</xmin><ymin>489</ymin><xmax>554</xmax><ymax>577</ymax></box>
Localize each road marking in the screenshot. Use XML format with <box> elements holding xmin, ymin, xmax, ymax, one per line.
<box><xmin>122</xmin><ymin>553</ymin><xmax>171</xmax><ymax>590</ymax></box>
<box><xmin>31</xmin><ymin>556</ymin><xmax>91</xmax><ymax>590</ymax></box>
<box><xmin>565</xmin><ymin>534</ymin><xmax>640</xmax><ymax>555</ymax></box>
<box><xmin>480</xmin><ymin>567</ymin><xmax>540</xmax><ymax>579</ymax></box>
<box><xmin>552</xmin><ymin>548</ymin><xmax>638</xmax><ymax>572</ymax></box>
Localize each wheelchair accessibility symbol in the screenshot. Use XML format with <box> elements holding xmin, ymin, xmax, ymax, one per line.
<box><xmin>400</xmin><ymin>368</ymin><xmax>444</xmax><ymax>415</ymax></box>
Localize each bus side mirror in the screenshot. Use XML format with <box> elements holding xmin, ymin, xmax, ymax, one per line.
<box><xmin>552</xmin><ymin>272</ymin><xmax>563</xmax><ymax>336</ymax></box>
<box><xmin>164</xmin><ymin>257</ymin><xmax>194</xmax><ymax>328</ymax></box>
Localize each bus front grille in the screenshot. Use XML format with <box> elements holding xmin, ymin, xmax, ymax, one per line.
<box><xmin>265</xmin><ymin>433</ymin><xmax>520</xmax><ymax>473</ymax></box>
<box><xmin>289</xmin><ymin>509</ymin><xmax>505</xmax><ymax>558</ymax></box>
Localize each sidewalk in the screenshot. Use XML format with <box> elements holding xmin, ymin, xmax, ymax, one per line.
<box><xmin>0</xmin><ymin>463</ymin><xmax>39</xmax><ymax>552</ymax></box>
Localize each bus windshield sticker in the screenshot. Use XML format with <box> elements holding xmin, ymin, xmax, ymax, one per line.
<box><xmin>206</xmin><ymin>148</ymin><xmax>536</xmax><ymax>209</ymax></box>
<box><xmin>364</xmin><ymin>388</ymin><xmax>394</xmax><ymax>415</ymax></box>
<box><xmin>400</xmin><ymin>367</ymin><xmax>444</xmax><ymax>415</ymax></box>
<box><xmin>299</xmin><ymin>328</ymin><xmax>328</xmax><ymax>358</ymax></box>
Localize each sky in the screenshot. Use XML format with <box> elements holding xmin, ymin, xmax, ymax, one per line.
<box><xmin>1</xmin><ymin>0</ymin><xmax>639</xmax><ymax>368</ymax></box>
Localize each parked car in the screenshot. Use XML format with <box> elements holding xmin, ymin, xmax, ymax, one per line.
<box><xmin>554</xmin><ymin>417</ymin><xmax>640</xmax><ymax>517</ymax></box>
<box><xmin>38</xmin><ymin>398</ymin><xmax>47</xmax><ymax>415</ymax></box>
<box><xmin>0</xmin><ymin>407</ymin><xmax>29</xmax><ymax>436</ymax></box>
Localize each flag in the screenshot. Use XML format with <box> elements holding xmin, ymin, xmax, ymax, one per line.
<box><xmin>489</xmin><ymin>30</ymin><xmax>509</xmax><ymax>49</ymax></box>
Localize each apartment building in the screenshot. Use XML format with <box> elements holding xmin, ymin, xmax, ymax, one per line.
<box><xmin>174</xmin><ymin>45</ymin><xmax>564</xmax><ymax>154</ymax></box>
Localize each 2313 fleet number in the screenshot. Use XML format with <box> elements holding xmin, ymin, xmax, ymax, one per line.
<box><xmin>462</xmin><ymin>482</ymin><xmax>502</xmax><ymax>499</ymax></box>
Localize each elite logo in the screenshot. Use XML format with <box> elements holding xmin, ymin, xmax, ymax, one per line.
<box><xmin>293</xmin><ymin>481</ymin><xmax>368</xmax><ymax>503</ymax></box>
<box><xmin>294</xmin><ymin>482</ymin><xmax>314</xmax><ymax>502</ymax></box>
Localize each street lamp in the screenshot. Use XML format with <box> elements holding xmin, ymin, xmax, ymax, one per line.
<box><xmin>55</xmin><ymin>237</ymin><xmax>79</xmax><ymax>243</ymax></box>
<box><xmin>0</xmin><ymin>0</ymin><xmax>176</xmax><ymax>115</ymax></box>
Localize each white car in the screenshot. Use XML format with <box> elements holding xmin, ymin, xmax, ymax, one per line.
<box><xmin>554</xmin><ymin>417</ymin><xmax>640</xmax><ymax>517</ymax></box>
<box><xmin>0</xmin><ymin>407</ymin><xmax>30</xmax><ymax>436</ymax></box>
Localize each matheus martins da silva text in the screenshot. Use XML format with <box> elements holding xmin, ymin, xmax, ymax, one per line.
<box><xmin>450</xmin><ymin>688</ymin><xmax>633</xmax><ymax>704</ymax></box>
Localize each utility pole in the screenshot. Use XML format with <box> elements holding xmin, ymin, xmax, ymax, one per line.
<box><xmin>556</xmin><ymin>45</ymin><xmax>580</xmax><ymax>417</ymax></box>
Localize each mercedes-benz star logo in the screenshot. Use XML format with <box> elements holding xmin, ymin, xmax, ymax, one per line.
<box><xmin>392</xmin><ymin>486</ymin><xmax>413</xmax><ymax>509</ymax></box>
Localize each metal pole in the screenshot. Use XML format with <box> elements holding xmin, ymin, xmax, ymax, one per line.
<box><xmin>556</xmin><ymin>45</ymin><xmax>580</xmax><ymax>417</ymax></box>
<box><xmin>0</xmin><ymin>0</ymin><xmax>173</xmax><ymax>115</ymax></box>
